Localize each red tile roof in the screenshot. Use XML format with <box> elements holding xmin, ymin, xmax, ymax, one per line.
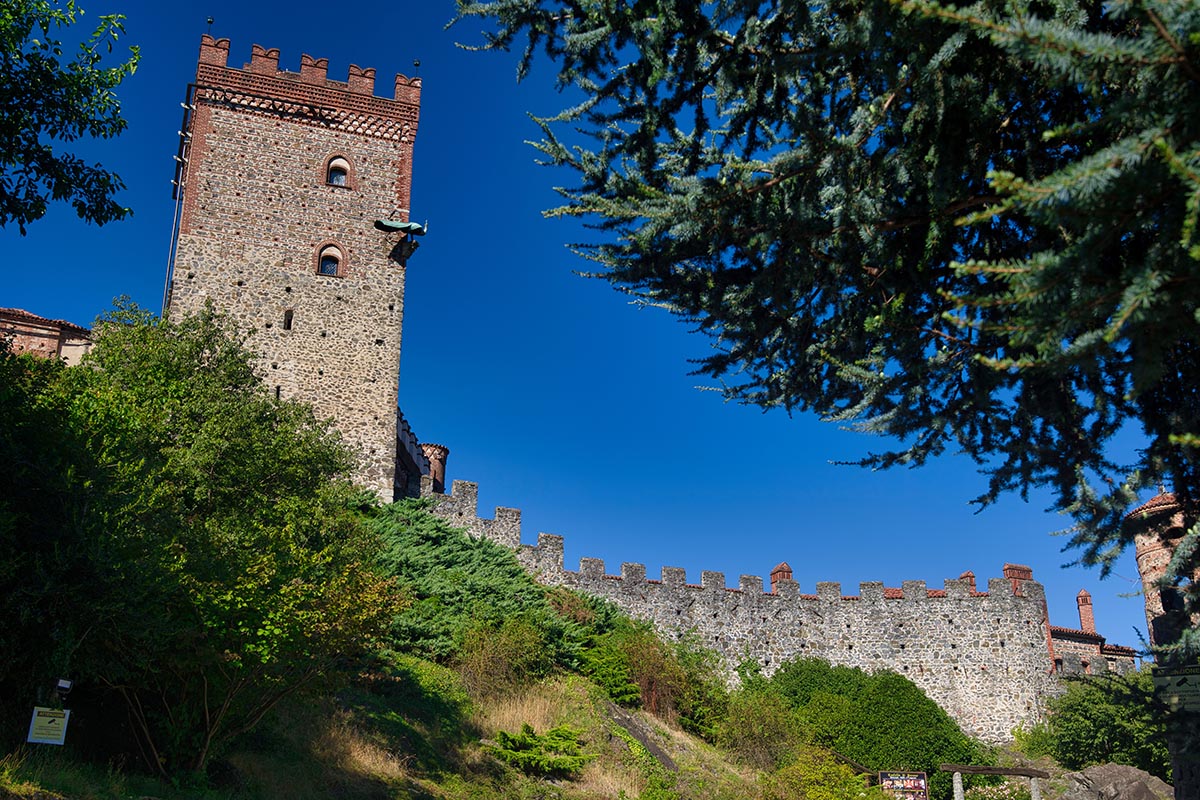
<box><xmin>1125</xmin><ymin>492</ymin><xmax>1181</xmax><ymax>520</ymax></box>
<box><xmin>0</xmin><ymin>307</ymin><xmax>89</xmax><ymax>336</ymax></box>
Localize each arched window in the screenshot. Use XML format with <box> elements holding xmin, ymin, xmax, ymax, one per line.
<box><xmin>316</xmin><ymin>243</ymin><xmax>344</xmax><ymax>277</ymax></box>
<box><xmin>325</xmin><ymin>156</ymin><xmax>352</xmax><ymax>187</ymax></box>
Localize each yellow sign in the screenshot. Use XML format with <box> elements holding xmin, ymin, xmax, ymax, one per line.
<box><xmin>26</xmin><ymin>707</ymin><xmax>70</xmax><ymax>745</ymax></box>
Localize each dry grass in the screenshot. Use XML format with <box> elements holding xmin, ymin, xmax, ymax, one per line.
<box><xmin>574</xmin><ymin>757</ymin><xmax>645</xmax><ymax>799</ymax></box>
<box><xmin>311</xmin><ymin>708</ymin><xmax>409</xmax><ymax>782</ymax></box>
<box><xmin>222</xmin><ymin>700</ymin><xmax>411</xmax><ymax>800</ymax></box>
<box><xmin>472</xmin><ymin>679</ymin><xmax>576</xmax><ymax>737</ymax></box>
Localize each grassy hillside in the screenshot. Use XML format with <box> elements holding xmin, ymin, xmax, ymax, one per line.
<box><xmin>3</xmin><ymin>661</ymin><xmax>758</xmax><ymax>800</ymax></box>
<box><xmin>1</xmin><ymin>315</ymin><xmax>1170</xmax><ymax>800</ymax></box>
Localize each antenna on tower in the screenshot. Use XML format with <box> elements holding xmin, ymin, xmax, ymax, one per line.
<box><xmin>413</xmin><ymin>59</ymin><xmax>421</xmax><ymax>77</ymax></box>
<box><xmin>206</xmin><ymin>17</ymin><xmax>214</xmax><ymax>34</ymax></box>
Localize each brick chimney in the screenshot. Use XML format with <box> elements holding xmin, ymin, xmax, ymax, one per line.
<box><xmin>1076</xmin><ymin>589</ymin><xmax>1096</xmax><ymax>634</ymax></box>
<box><xmin>959</xmin><ymin>570</ymin><xmax>976</xmax><ymax>592</ymax></box>
<box><xmin>1001</xmin><ymin>563</ymin><xmax>1033</xmax><ymax>593</ymax></box>
<box><xmin>770</xmin><ymin>562</ymin><xmax>793</xmax><ymax>594</ymax></box>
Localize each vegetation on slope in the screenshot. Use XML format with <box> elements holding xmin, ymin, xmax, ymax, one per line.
<box><xmin>1014</xmin><ymin>670</ymin><xmax>1171</xmax><ymax>781</ymax></box>
<box><xmin>3</xmin><ymin>304</ymin><xmax>1153</xmax><ymax>800</ymax></box>
<box><xmin>0</xmin><ymin>303</ymin><xmax>395</xmax><ymax>778</ymax></box>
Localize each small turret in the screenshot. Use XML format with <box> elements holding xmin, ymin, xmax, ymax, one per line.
<box><xmin>770</xmin><ymin>561</ymin><xmax>793</xmax><ymax>594</ymax></box>
<box><xmin>420</xmin><ymin>442</ymin><xmax>449</xmax><ymax>494</ymax></box>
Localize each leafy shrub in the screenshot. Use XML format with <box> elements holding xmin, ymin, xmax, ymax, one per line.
<box><xmin>1011</xmin><ymin>721</ymin><xmax>1055</xmax><ymax>758</ymax></box>
<box><xmin>670</xmin><ymin>634</ymin><xmax>729</xmax><ymax>740</ymax></box>
<box><xmin>582</xmin><ymin>632</ymin><xmax>643</xmax><ymax>707</ymax></box>
<box><xmin>582</xmin><ymin>621</ymin><xmax>727</xmax><ymax>736</ymax></box>
<box><xmin>583</xmin><ymin>620</ymin><xmax>683</xmax><ymax>714</ymax></box>
<box><xmin>767</xmin><ymin>659</ymin><xmax>991</xmax><ymax>800</ymax></box>
<box><xmin>769</xmin><ymin>658</ymin><xmax>870</xmax><ymax>706</ymax></box>
<box><xmin>718</xmin><ymin>689</ymin><xmax>803</xmax><ymax>770</ymax></box>
<box><xmin>1037</xmin><ymin>670</ymin><xmax>1170</xmax><ymax>780</ymax></box>
<box><xmin>0</xmin><ymin>307</ymin><xmax>397</xmax><ymax>777</ymax></box>
<box><xmin>455</xmin><ymin>615</ymin><xmax>552</xmax><ymax>699</ymax></box>
<box><xmin>487</xmin><ymin>723</ymin><xmax>591</xmax><ymax>778</ymax></box>
<box><xmin>758</xmin><ymin>745</ymin><xmax>885</xmax><ymax>800</ymax></box>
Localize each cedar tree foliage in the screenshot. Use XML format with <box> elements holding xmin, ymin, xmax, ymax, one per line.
<box><xmin>453</xmin><ymin>0</ymin><xmax>1200</xmax><ymax>655</ymax></box>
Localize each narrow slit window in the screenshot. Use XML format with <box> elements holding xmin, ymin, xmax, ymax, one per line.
<box><xmin>283</xmin><ymin>309</ymin><xmax>294</xmax><ymax>330</ymax></box>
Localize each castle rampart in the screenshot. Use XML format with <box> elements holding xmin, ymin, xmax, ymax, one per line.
<box><xmin>425</xmin><ymin>479</ymin><xmax>1063</xmax><ymax>743</ymax></box>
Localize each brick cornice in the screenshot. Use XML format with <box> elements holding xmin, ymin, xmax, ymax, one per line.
<box><xmin>195</xmin><ymin>63</ymin><xmax>419</xmax><ymax>140</ymax></box>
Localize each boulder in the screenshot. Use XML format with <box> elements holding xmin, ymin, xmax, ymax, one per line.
<box><xmin>1058</xmin><ymin>763</ymin><xmax>1172</xmax><ymax>800</ymax></box>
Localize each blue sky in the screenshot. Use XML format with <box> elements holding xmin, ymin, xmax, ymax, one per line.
<box><xmin>4</xmin><ymin>1</ymin><xmax>1151</xmax><ymax>651</ymax></box>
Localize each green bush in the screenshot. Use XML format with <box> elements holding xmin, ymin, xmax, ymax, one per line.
<box><xmin>487</xmin><ymin>723</ymin><xmax>592</xmax><ymax>778</ymax></box>
<box><xmin>582</xmin><ymin>632</ymin><xmax>643</xmax><ymax>707</ymax></box>
<box><xmin>718</xmin><ymin>689</ymin><xmax>803</xmax><ymax>770</ymax></box>
<box><xmin>1011</xmin><ymin>721</ymin><xmax>1055</xmax><ymax>759</ymax></box>
<box><xmin>583</xmin><ymin>620</ymin><xmax>682</xmax><ymax>714</ymax></box>
<box><xmin>455</xmin><ymin>615</ymin><xmax>552</xmax><ymax>699</ymax></box>
<box><xmin>1037</xmin><ymin>670</ymin><xmax>1170</xmax><ymax>780</ymax></box>
<box><xmin>582</xmin><ymin>621</ymin><xmax>727</xmax><ymax>736</ymax></box>
<box><xmin>670</xmin><ymin>634</ymin><xmax>730</xmax><ymax>741</ymax></box>
<box><xmin>373</xmin><ymin>500</ymin><xmax>586</xmax><ymax>668</ymax></box>
<box><xmin>758</xmin><ymin>745</ymin><xmax>885</xmax><ymax>800</ymax></box>
<box><xmin>766</xmin><ymin>659</ymin><xmax>991</xmax><ymax>800</ymax></box>
<box><xmin>0</xmin><ymin>307</ymin><xmax>397</xmax><ymax>777</ymax></box>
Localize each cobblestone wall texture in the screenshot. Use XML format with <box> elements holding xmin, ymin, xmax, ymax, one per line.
<box><xmin>425</xmin><ymin>478</ymin><xmax>1060</xmax><ymax>744</ymax></box>
<box><xmin>168</xmin><ymin>37</ymin><xmax>421</xmax><ymax>500</ymax></box>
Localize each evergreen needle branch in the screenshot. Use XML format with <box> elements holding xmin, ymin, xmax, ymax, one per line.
<box><xmin>1146</xmin><ymin>9</ymin><xmax>1200</xmax><ymax>84</ymax></box>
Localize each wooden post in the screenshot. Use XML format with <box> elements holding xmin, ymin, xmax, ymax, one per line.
<box><xmin>941</xmin><ymin>764</ymin><xmax>1051</xmax><ymax>800</ymax></box>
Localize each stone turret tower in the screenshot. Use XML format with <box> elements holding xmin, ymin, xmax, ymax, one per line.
<box><xmin>167</xmin><ymin>36</ymin><xmax>422</xmax><ymax>500</ymax></box>
<box><xmin>1129</xmin><ymin>492</ymin><xmax>1199</xmax><ymax>648</ymax></box>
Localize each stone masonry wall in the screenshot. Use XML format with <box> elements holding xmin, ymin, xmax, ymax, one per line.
<box><xmin>169</xmin><ymin>37</ymin><xmax>421</xmax><ymax>500</ymax></box>
<box><xmin>425</xmin><ymin>479</ymin><xmax>1058</xmax><ymax>744</ymax></box>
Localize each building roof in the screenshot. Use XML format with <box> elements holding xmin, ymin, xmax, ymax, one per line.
<box><xmin>1050</xmin><ymin>624</ymin><xmax>1104</xmax><ymax>643</ymax></box>
<box><xmin>0</xmin><ymin>307</ymin><xmax>90</xmax><ymax>336</ymax></box>
<box><xmin>1125</xmin><ymin>492</ymin><xmax>1182</xmax><ymax>519</ymax></box>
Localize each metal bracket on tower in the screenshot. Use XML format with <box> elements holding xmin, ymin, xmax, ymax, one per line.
<box><xmin>375</xmin><ymin>216</ymin><xmax>427</xmax><ymax>261</ymax></box>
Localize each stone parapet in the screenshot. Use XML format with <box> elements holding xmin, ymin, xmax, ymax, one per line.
<box><xmin>423</xmin><ymin>478</ymin><xmax>1058</xmax><ymax>743</ymax></box>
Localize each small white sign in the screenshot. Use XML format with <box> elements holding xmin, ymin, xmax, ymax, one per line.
<box><xmin>1153</xmin><ymin>665</ymin><xmax>1200</xmax><ymax>712</ymax></box>
<box><xmin>27</xmin><ymin>707</ymin><xmax>70</xmax><ymax>745</ymax></box>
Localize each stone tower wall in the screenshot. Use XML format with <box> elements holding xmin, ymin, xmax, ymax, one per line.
<box><xmin>425</xmin><ymin>479</ymin><xmax>1059</xmax><ymax>744</ymax></box>
<box><xmin>168</xmin><ymin>37</ymin><xmax>421</xmax><ymax>499</ymax></box>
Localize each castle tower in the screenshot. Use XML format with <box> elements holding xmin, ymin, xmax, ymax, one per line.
<box><xmin>1129</xmin><ymin>492</ymin><xmax>1199</xmax><ymax>648</ymax></box>
<box><xmin>167</xmin><ymin>36</ymin><xmax>422</xmax><ymax>500</ymax></box>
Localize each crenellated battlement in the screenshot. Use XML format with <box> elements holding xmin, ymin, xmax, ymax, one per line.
<box><xmin>422</xmin><ymin>478</ymin><xmax>1059</xmax><ymax>743</ymax></box>
<box><xmin>522</xmin><ymin>533</ymin><xmax>1015</xmax><ymax>602</ymax></box>
<box><xmin>197</xmin><ymin>36</ymin><xmax>420</xmax><ymax>104</ymax></box>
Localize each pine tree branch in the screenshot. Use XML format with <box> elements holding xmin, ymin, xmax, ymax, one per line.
<box><xmin>1145</xmin><ymin>9</ymin><xmax>1200</xmax><ymax>84</ymax></box>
